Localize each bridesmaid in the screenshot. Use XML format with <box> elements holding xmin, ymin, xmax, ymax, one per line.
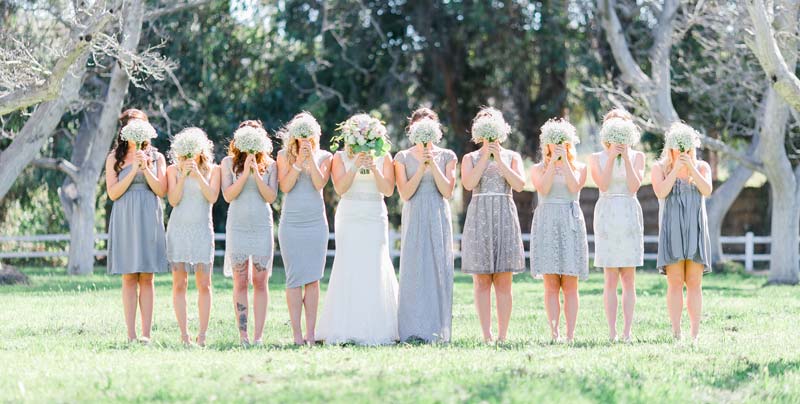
<box><xmin>530</xmin><ymin>118</ymin><xmax>588</xmax><ymax>343</ymax></box>
<box><xmin>104</xmin><ymin>109</ymin><xmax>168</xmax><ymax>343</ymax></box>
<box><xmin>221</xmin><ymin>120</ymin><xmax>278</xmax><ymax>347</ymax></box>
<box><xmin>165</xmin><ymin>128</ymin><xmax>220</xmax><ymax>347</ymax></box>
<box><xmin>652</xmin><ymin>122</ymin><xmax>712</xmax><ymax>343</ymax></box>
<box><xmin>461</xmin><ymin>107</ymin><xmax>526</xmax><ymax>343</ymax></box>
<box><xmin>276</xmin><ymin>112</ymin><xmax>332</xmax><ymax>346</ymax></box>
<box><xmin>395</xmin><ymin>108</ymin><xmax>457</xmax><ymax>343</ymax></box>
<box><xmin>589</xmin><ymin>109</ymin><xmax>645</xmax><ymax>343</ymax></box>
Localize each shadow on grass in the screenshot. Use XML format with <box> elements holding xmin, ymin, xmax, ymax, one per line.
<box><xmin>708</xmin><ymin>359</ymin><xmax>800</xmax><ymax>390</ymax></box>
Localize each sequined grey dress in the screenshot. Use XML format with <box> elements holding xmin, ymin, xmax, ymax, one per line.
<box><xmin>656</xmin><ymin>177</ymin><xmax>712</xmax><ymax>274</ymax></box>
<box><xmin>278</xmin><ymin>149</ymin><xmax>332</xmax><ymax>288</ymax></box>
<box><xmin>461</xmin><ymin>150</ymin><xmax>526</xmax><ymax>274</ymax></box>
<box><xmin>107</xmin><ymin>152</ymin><xmax>169</xmax><ymax>275</ymax></box>
<box><xmin>221</xmin><ymin>157</ymin><xmax>277</xmax><ymax>277</ymax></box>
<box><xmin>530</xmin><ymin>169</ymin><xmax>589</xmax><ymax>280</ymax></box>
<box><xmin>395</xmin><ymin>149</ymin><xmax>455</xmax><ymax>343</ymax></box>
<box><xmin>166</xmin><ymin>173</ymin><xmax>214</xmax><ymax>273</ymax></box>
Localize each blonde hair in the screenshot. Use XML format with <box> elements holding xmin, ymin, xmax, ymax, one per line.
<box><xmin>603</xmin><ymin>108</ymin><xmax>633</xmax><ymax>123</ymax></box>
<box><xmin>173</xmin><ymin>127</ymin><xmax>214</xmax><ymax>177</ymax></box>
<box><xmin>541</xmin><ymin>142</ymin><xmax>578</xmax><ymax>169</ymax></box>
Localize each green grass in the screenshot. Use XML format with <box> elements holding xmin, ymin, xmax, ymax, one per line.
<box><xmin>1</xmin><ymin>266</ymin><xmax>799</xmax><ymax>403</ymax></box>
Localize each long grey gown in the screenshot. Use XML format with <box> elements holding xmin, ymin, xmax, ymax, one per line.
<box><xmin>278</xmin><ymin>149</ymin><xmax>332</xmax><ymax>288</ymax></box>
<box><xmin>166</xmin><ymin>172</ymin><xmax>214</xmax><ymax>272</ymax></box>
<box><xmin>221</xmin><ymin>157</ymin><xmax>277</xmax><ymax>277</ymax></box>
<box><xmin>656</xmin><ymin>177</ymin><xmax>712</xmax><ymax>274</ymax></box>
<box><xmin>107</xmin><ymin>152</ymin><xmax>168</xmax><ymax>275</ymax></box>
<box><xmin>396</xmin><ymin>149</ymin><xmax>456</xmax><ymax>343</ymax></box>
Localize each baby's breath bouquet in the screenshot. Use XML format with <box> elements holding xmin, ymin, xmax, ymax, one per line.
<box><xmin>599</xmin><ymin>118</ymin><xmax>640</xmax><ymax>163</ymax></box>
<box><xmin>408</xmin><ymin>118</ymin><xmax>443</xmax><ymax>146</ymax></box>
<box><xmin>540</xmin><ymin>118</ymin><xmax>579</xmax><ymax>161</ymax></box>
<box><xmin>331</xmin><ymin>114</ymin><xmax>390</xmax><ymax>174</ymax></box>
<box><xmin>170</xmin><ymin>128</ymin><xmax>212</xmax><ymax>161</ymax></box>
<box><xmin>665</xmin><ymin>122</ymin><xmax>701</xmax><ymax>152</ymax></box>
<box><xmin>120</xmin><ymin>120</ymin><xmax>157</xmax><ymax>150</ymax></box>
<box><xmin>234</xmin><ymin>126</ymin><xmax>272</xmax><ymax>173</ymax></box>
<box><xmin>286</xmin><ymin>114</ymin><xmax>321</xmax><ymax>139</ymax></box>
<box><xmin>471</xmin><ymin>113</ymin><xmax>511</xmax><ymax>161</ymax></box>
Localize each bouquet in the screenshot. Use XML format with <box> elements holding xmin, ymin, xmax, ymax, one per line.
<box><xmin>540</xmin><ymin>118</ymin><xmax>579</xmax><ymax>161</ymax></box>
<box><xmin>665</xmin><ymin>122</ymin><xmax>701</xmax><ymax>152</ymax></box>
<box><xmin>599</xmin><ymin>118</ymin><xmax>640</xmax><ymax>163</ymax></box>
<box><xmin>408</xmin><ymin>118</ymin><xmax>443</xmax><ymax>146</ymax></box>
<box><xmin>233</xmin><ymin>126</ymin><xmax>272</xmax><ymax>173</ymax></box>
<box><xmin>471</xmin><ymin>113</ymin><xmax>511</xmax><ymax>161</ymax></box>
<box><xmin>120</xmin><ymin>120</ymin><xmax>157</xmax><ymax>150</ymax></box>
<box><xmin>286</xmin><ymin>114</ymin><xmax>321</xmax><ymax>139</ymax></box>
<box><xmin>170</xmin><ymin>128</ymin><xmax>212</xmax><ymax>160</ymax></box>
<box><xmin>331</xmin><ymin>114</ymin><xmax>390</xmax><ymax>174</ymax></box>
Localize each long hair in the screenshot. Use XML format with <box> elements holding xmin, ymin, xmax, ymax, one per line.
<box><xmin>280</xmin><ymin>112</ymin><xmax>320</xmax><ymax>165</ymax></box>
<box><xmin>113</xmin><ymin>109</ymin><xmax>150</xmax><ymax>173</ymax></box>
<box><xmin>658</xmin><ymin>146</ymin><xmax>696</xmax><ymax>174</ymax></box>
<box><xmin>541</xmin><ymin>142</ymin><xmax>578</xmax><ymax>169</ymax></box>
<box><xmin>228</xmin><ymin>120</ymin><xmax>271</xmax><ymax>176</ymax></box>
<box><xmin>172</xmin><ymin>127</ymin><xmax>214</xmax><ymax>177</ymax></box>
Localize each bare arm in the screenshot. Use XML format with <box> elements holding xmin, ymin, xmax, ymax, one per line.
<box><xmin>589</xmin><ymin>153</ymin><xmax>616</xmax><ymax>192</ymax></box>
<box><xmin>530</xmin><ymin>162</ymin><xmax>557</xmax><ymax>196</ymax></box>
<box><xmin>429</xmin><ymin>154</ymin><xmax>457</xmax><ymax>199</ymax></box>
<box><xmin>166</xmin><ymin>165</ymin><xmax>186</xmax><ymax>207</ymax></box>
<box><xmin>253</xmin><ymin>161</ymin><xmax>278</xmax><ymax>203</ymax></box>
<box><xmin>395</xmin><ymin>153</ymin><xmax>426</xmax><ymax>201</ymax></box>
<box><xmin>623</xmin><ymin>150</ymin><xmax>645</xmax><ymax>194</ymax></box>
<box><xmin>141</xmin><ymin>153</ymin><xmax>168</xmax><ymax>197</ymax></box>
<box><xmin>105</xmin><ymin>155</ymin><xmax>138</xmax><ymax>201</ymax></box>
<box><xmin>221</xmin><ymin>157</ymin><xmax>250</xmax><ymax>203</ymax></box>
<box><xmin>651</xmin><ymin>162</ymin><xmax>679</xmax><ymax>199</ymax></box>
<box><xmin>277</xmin><ymin>151</ymin><xmax>301</xmax><ymax>193</ymax></box>
<box><xmin>370</xmin><ymin>154</ymin><xmax>395</xmax><ymax>197</ymax></box>
<box><xmin>192</xmin><ymin>164</ymin><xmax>220</xmax><ymax>204</ymax></box>
<box><xmin>307</xmin><ymin>153</ymin><xmax>332</xmax><ymax>191</ymax></box>
<box><xmin>495</xmin><ymin>151</ymin><xmax>526</xmax><ymax>192</ymax></box>
<box><xmin>561</xmin><ymin>162</ymin><xmax>588</xmax><ymax>194</ymax></box>
<box><xmin>461</xmin><ymin>152</ymin><xmax>490</xmax><ymax>191</ymax></box>
<box><xmin>331</xmin><ymin>152</ymin><xmax>360</xmax><ymax>196</ymax></box>
<box><xmin>689</xmin><ymin>161</ymin><xmax>713</xmax><ymax>197</ymax></box>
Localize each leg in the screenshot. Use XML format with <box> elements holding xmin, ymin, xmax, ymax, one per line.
<box><xmin>171</xmin><ymin>265</ymin><xmax>190</xmax><ymax>344</ymax></box>
<box><xmin>286</xmin><ymin>286</ymin><xmax>304</xmax><ymax>345</ymax></box>
<box><xmin>121</xmin><ymin>274</ymin><xmax>140</xmax><ymax>341</ymax></box>
<box><xmin>472</xmin><ymin>274</ymin><xmax>494</xmax><ymax>342</ymax></box>
<box><xmin>665</xmin><ymin>262</ymin><xmax>686</xmax><ymax>339</ymax></box>
<box><xmin>561</xmin><ymin>275</ymin><xmax>580</xmax><ymax>342</ymax></box>
<box><xmin>684</xmin><ymin>262</ymin><xmax>704</xmax><ymax>341</ymax></box>
<box><xmin>137</xmin><ymin>273</ymin><xmax>155</xmax><ymax>340</ymax></box>
<box><xmin>251</xmin><ymin>264</ymin><xmax>270</xmax><ymax>343</ymax></box>
<box><xmin>542</xmin><ymin>275</ymin><xmax>562</xmax><ymax>341</ymax></box>
<box><xmin>603</xmin><ymin>268</ymin><xmax>620</xmax><ymax>341</ymax></box>
<box><xmin>194</xmin><ymin>265</ymin><xmax>212</xmax><ymax>346</ymax></box>
<box><xmin>303</xmin><ymin>281</ymin><xmax>320</xmax><ymax>344</ymax></box>
<box><xmin>231</xmin><ymin>263</ymin><xmax>250</xmax><ymax>343</ymax></box>
<box><xmin>492</xmin><ymin>272</ymin><xmax>513</xmax><ymax>342</ymax></box>
<box><xmin>619</xmin><ymin>267</ymin><xmax>637</xmax><ymax>341</ymax></box>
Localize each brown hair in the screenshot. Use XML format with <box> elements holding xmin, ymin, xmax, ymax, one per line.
<box><xmin>406</xmin><ymin>107</ymin><xmax>439</xmax><ymax>133</ymax></box>
<box><xmin>113</xmin><ymin>108</ymin><xmax>150</xmax><ymax>173</ymax></box>
<box><xmin>228</xmin><ymin>120</ymin><xmax>271</xmax><ymax>176</ymax></box>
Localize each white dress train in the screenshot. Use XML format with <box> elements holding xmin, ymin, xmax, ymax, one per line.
<box><xmin>317</xmin><ymin>152</ymin><xmax>399</xmax><ymax>345</ymax></box>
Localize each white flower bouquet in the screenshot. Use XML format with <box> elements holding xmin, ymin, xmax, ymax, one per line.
<box><xmin>170</xmin><ymin>127</ymin><xmax>212</xmax><ymax>160</ymax></box>
<box><xmin>120</xmin><ymin>120</ymin><xmax>157</xmax><ymax>150</ymax></box>
<box><xmin>286</xmin><ymin>114</ymin><xmax>321</xmax><ymax>139</ymax></box>
<box><xmin>665</xmin><ymin>122</ymin><xmax>701</xmax><ymax>152</ymax></box>
<box><xmin>540</xmin><ymin>118</ymin><xmax>579</xmax><ymax>160</ymax></box>
<box><xmin>471</xmin><ymin>112</ymin><xmax>511</xmax><ymax>161</ymax></box>
<box><xmin>599</xmin><ymin>118</ymin><xmax>640</xmax><ymax>162</ymax></box>
<box><xmin>234</xmin><ymin>126</ymin><xmax>272</xmax><ymax>154</ymax></box>
<box><xmin>332</xmin><ymin>114</ymin><xmax>390</xmax><ymax>174</ymax></box>
<box><xmin>408</xmin><ymin>118</ymin><xmax>443</xmax><ymax>146</ymax></box>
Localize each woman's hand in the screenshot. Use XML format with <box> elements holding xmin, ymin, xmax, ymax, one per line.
<box><xmin>488</xmin><ymin>141</ymin><xmax>501</xmax><ymax>159</ymax></box>
<box><xmin>612</xmin><ymin>144</ymin><xmax>625</xmax><ymax>160</ymax></box>
<box><xmin>363</xmin><ymin>155</ymin><xmax>377</xmax><ymax>172</ymax></box>
<box><xmin>135</xmin><ymin>151</ymin><xmax>149</xmax><ymax>171</ymax></box>
<box><xmin>553</xmin><ymin>145</ymin><xmax>567</xmax><ymax>162</ymax></box>
<box><xmin>479</xmin><ymin>141</ymin><xmax>491</xmax><ymax>161</ymax></box>
<box><xmin>188</xmin><ymin>160</ymin><xmax>200</xmax><ymax>178</ymax></box>
<box><xmin>421</xmin><ymin>146</ymin><xmax>433</xmax><ymax>167</ymax></box>
<box><xmin>677</xmin><ymin>153</ymin><xmax>693</xmax><ymax>171</ymax></box>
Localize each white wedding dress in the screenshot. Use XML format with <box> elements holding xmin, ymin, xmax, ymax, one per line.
<box><xmin>317</xmin><ymin>152</ymin><xmax>399</xmax><ymax>345</ymax></box>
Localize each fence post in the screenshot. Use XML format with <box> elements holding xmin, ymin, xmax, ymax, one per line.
<box><xmin>744</xmin><ymin>232</ymin><xmax>754</xmax><ymax>272</ymax></box>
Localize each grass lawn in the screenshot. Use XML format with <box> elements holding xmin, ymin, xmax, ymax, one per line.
<box><xmin>1</xmin><ymin>265</ymin><xmax>799</xmax><ymax>403</ymax></box>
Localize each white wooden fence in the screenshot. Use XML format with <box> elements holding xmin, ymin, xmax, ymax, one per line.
<box><xmin>0</xmin><ymin>232</ymin><xmax>772</xmax><ymax>271</ymax></box>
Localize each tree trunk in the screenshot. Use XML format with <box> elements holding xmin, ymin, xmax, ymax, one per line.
<box><xmin>706</xmin><ymin>165</ymin><xmax>753</xmax><ymax>265</ymax></box>
<box><xmin>66</xmin><ymin>177</ymin><xmax>98</xmax><ymax>275</ymax></box>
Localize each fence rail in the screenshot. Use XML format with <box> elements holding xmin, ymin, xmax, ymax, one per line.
<box><xmin>1</xmin><ymin>232</ymin><xmax>774</xmax><ymax>271</ymax></box>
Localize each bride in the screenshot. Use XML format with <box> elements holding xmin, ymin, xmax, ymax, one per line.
<box><xmin>317</xmin><ymin>117</ymin><xmax>398</xmax><ymax>345</ymax></box>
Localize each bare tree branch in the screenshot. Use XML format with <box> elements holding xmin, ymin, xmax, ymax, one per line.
<box><xmin>31</xmin><ymin>158</ymin><xmax>80</xmax><ymax>182</ymax></box>
<box><xmin>144</xmin><ymin>0</ymin><xmax>215</xmax><ymax>20</ymax></box>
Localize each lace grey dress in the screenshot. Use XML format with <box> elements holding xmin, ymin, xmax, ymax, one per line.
<box><xmin>657</xmin><ymin>177</ymin><xmax>712</xmax><ymax>274</ymax></box>
<box><xmin>593</xmin><ymin>151</ymin><xmax>644</xmax><ymax>268</ymax></box>
<box><xmin>395</xmin><ymin>149</ymin><xmax>455</xmax><ymax>343</ymax></box>
<box><xmin>530</xmin><ymin>169</ymin><xmax>589</xmax><ymax>280</ymax></box>
<box><xmin>278</xmin><ymin>149</ymin><xmax>331</xmax><ymax>289</ymax></box>
<box><xmin>461</xmin><ymin>150</ymin><xmax>526</xmax><ymax>274</ymax></box>
<box><xmin>107</xmin><ymin>151</ymin><xmax>168</xmax><ymax>275</ymax></box>
<box><xmin>221</xmin><ymin>157</ymin><xmax>277</xmax><ymax>277</ymax></box>
<box><xmin>166</xmin><ymin>173</ymin><xmax>214</xmax><ymax>273</ymax></box>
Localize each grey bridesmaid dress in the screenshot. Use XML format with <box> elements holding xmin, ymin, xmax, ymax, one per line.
<box><xmin>461</xmin><ymin>150</ymin><xmax>526</xmax><ymax>274</ymax></box>
<box><xmin>530</xmin><ymin>169</ymin><xmax>589</xmax><ymax>280</ymax></box>
<box><xmin>656</xmin><ymin>178</ymin><xmax>712</xmax><ymax>274</ymax></box>
<box><xmin>221</xmin><ymin>157</ymin><xmax>277</xmax><ymax>277</ymax></box>
<box><xmin>107</xmin><ymin>151</ymin><xmax>168</xmax><ymax>275</ymax></box>
<box><xmin>278</xmin><ymin>149</ymin><xmax>332</xmax><ymax>289</ymax></box>
<box><xmin>165</xmin><ymin>173</ymin><xmax>214</xmax><ymax>272</ymax></box>
<box><xmin>396</xmin><ymin>149</ymin><xmax>455</xmax><ymax>343</ymax></box>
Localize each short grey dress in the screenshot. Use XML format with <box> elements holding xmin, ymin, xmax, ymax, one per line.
<box><xmin>593</xmin><ymin>151</ymin><xmax>644</xmax><ymax>268</ymax></box>
<box><xmin>221</xmin><ymin>157</ymin><xmax>277</xmax><ymax>277</ymax></box>
<box><xmin>656</xmin><ymin>177</ymin><xmax>712</xmax><ymax>274</ymax></box>
<box><xmin>530</xmin><ymin>169</ymin><xmax>589</xmax><ymax>280</ymax></box>
<box><xmin>395</xmin><ymin>149</ymin><xmax>455</xmax><ymax>343</ymax></box>
<box><xmin>461</xmin><ymin>150</ymin><xmax>526</xmax><ymax>274</ymax></box>
<box><xmin>166</xmin><ymin>173</ymin><xmax>214</xmax><ymax>273</ymax></box>
<box><xmin>107</xmin><ymin>151</ymin><xmax>168</xmax><ymax>275</ymax></box>
<box><xmin>278</xmin><ymin>149</ymin><xmax>331</xmax><ymax>288</ymax></box>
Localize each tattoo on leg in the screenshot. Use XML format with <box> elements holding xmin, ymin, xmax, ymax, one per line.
<box><xmin>236</xmin><ymin>302</ymin><xmax>246</xmax><ymax>312</ymax></box>
<box><xmin>237</xmin><ymin>302</ymin><xmax>247</xmax><ymax>332</ymax></box>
